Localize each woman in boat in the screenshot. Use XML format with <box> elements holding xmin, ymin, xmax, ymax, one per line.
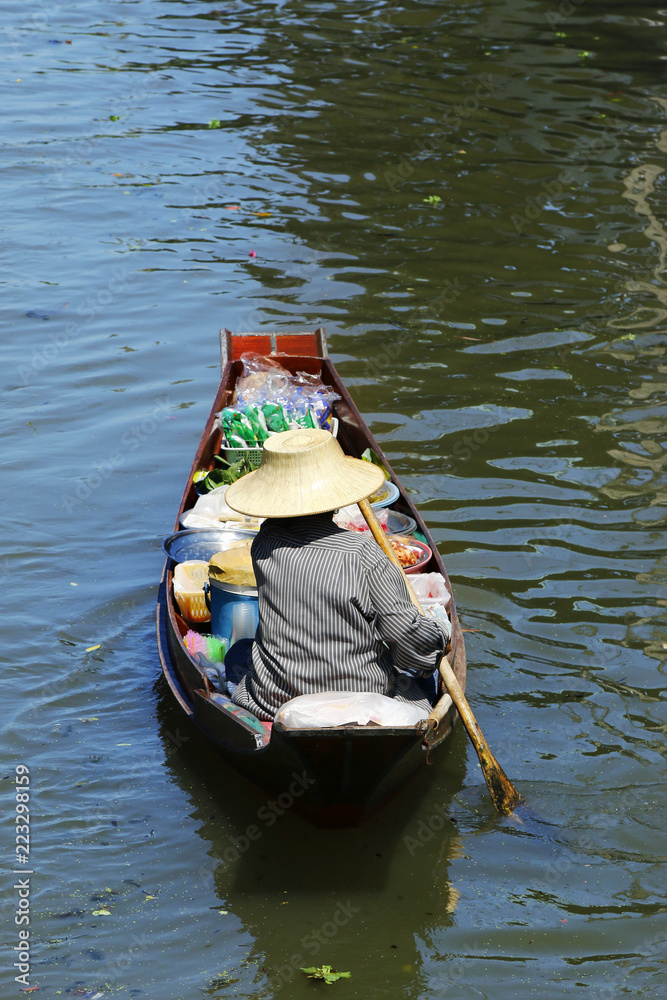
<box><xmin>224</xmin><ymin>428</ymin><xmax>450</xmax><ymax>722</ymax></box>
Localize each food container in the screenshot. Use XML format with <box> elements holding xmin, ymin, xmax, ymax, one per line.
<box><xmin>387</xmin><ymin>535</ymin><xmax>432</xmax><ymax>574</ymax></box>
<box><xmin>220</xmin><ymin>418</ymin><xmax>339</xmax><ymax>468</ymax></box>
<box><xmin>368</xmin><ymin>481</ymin><xmax>400</xmax><ymax>509</ymax></box>
<box><xmin>220</xmin><ymin>441</ymin><xmax>263</xmax><ymax>467</ymax></box>
<box><xmin>162</xmin><ymin>528</ymin><xmax>256</xmax><ymax>564</ymax></box>
<box><xmin>206</xmin><ymin>578</ymin><xmax>258</xmax><ymax>645</ymax></box>
<box><xmin>173</xmin><ymin>561</ymin><xmax>210</xmax><ymax>623</ymax></box>
<box><xmin>334</xmin><ymin>506</ymin><xmax>416</xmax><ymax>536</ymax></box>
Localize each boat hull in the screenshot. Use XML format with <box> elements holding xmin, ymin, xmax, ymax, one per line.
<box><xmin>156</xmin><ymin>332</ymin><xmax>466</xmax><ymax>826</ymax></box>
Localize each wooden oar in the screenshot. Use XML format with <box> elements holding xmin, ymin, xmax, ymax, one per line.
<box><xmin>358</xmin><ymin>498</ymin><xmax>523</xmax><ymax>816</ymax></box>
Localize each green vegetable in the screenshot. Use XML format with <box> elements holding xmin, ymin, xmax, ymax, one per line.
<box><xmin>361</xmin><ymin>448</ymin><xmax>390</xmax><ymax>479</ymax></box>
<box><xmin>194</xmin><ymin>455</ymin><xmax>256</xmax><ymax>493</ymax></box>
<box><xmin>301</xmin><ymin>965</ymin><xmax>351</xmax><ymax>985</ymax></box>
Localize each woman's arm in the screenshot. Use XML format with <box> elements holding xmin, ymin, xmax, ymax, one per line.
<box><xmin>365</xmin><ymin>551</ymin><xmax>449</xmax><ymax>674</ymax></box>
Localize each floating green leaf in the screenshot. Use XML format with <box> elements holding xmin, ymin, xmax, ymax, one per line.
<box><xmin>301</xmin><ymin>965</ymin><xmax>351</xmax><ymax>985</ymax></box>
<box><xmin>423</xmin><ymin>194</ymin><xmax>441</xmax><ymax>205</ymax></box>
<box><xmin>109</xmin><ymin>115</ymin><xmax>121</xmax><ymax>121</ymax></box>
<box><xmin>208</xmin><ymin>119</ymin><xmax>221</xmax><ymax>128</ymax></box>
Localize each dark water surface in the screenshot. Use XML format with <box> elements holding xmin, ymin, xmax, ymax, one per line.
<box><xmin>2</xmin><ymin>0</ymin><xmax>666</xmax><ymax>996</ymax></box>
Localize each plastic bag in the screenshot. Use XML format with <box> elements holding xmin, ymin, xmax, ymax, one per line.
<box><xmin>230</xmin><ymin>354</ymin><xmax>340</xmax><ymax>434</ymax></box>
<box><xmin>181</xmin><ymin>485</ymin><xmax>262</xmax><ymax>530</ymax></box>
<box><xmin>233</xmin><ymin>353</ymin><xmax>290</xmax><ymax>405</ymax></box>
<box><xmin>424</xmin><ymin>603</ymin><xmax>452</xmax><ymax>641</ymax></box>
<box><xmin>409</xmin><ymin>573</ymin><xmax>451</xmax><ymax>606</ymax></box>
<box><xmin>410</xmin><ymin>573</ymin><xmax>452</xmax><ymax>640</ymax></box>
<box><xmin>334</xmin><ymin>507</ymin><xmax>390</xmax><ymax>532</ymax></box>
<box><xmin>275</xmin><ymin>691</ymin><xmax>428</xmax><ymax>729</ymax></box>
<box><xmin>220</xmin><ymin>406</ymin><xmax>261</xmax><ymax>446</ymax></box>
<box><xmin>184</xmin><ymin>631</ymin><xmax>227</xmax><ymax>662</ymax></box>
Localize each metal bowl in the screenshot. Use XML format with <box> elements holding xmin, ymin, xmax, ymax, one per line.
<box><xmin>387</xmin><ymin>535</ymin><xmax>432</xmax><ymax>574</ymax></box>
<box><xmin>162</xmin><ymin>528</ymin><xmax>256</xmax><ymax>564</ymax></box>
<box><xmin>383</xmin><ymin>510</ymin><xmax>416</xmax><ymax>535</ymax></box>
<box><xmin>369</xmin><ymin>481</ymin><xmax>400</xmax><ymax>508</ymax></box>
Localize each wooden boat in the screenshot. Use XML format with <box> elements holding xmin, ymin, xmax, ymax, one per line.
<box><xmin>156</xmin><ymin>327</ymin><xmax>466</xmax><ymax>827</ymax></box>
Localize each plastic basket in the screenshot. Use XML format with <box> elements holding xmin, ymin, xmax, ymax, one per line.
<box><xmin>175</xmin><ymin>590</ymin><xmax>210</xmax><ymax>623</ymax></box>
<box><xmin>221</xmin><ymin>442</ymin><xmax>263</xmax><ymax>467</ymax></box>
<box><xmin>221</xmin><ymin>419</ymin><xmax>338</xmax><ymax>467</ymax></box>
<box><xmin>173</xmin><ymin>561</ymin><xmax>210</xmax><ymax>623</ymax></box>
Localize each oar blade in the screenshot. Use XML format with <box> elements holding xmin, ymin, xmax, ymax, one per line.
<box><xmin>481</xmin><ymin>755</ymin><xmax>524</xmax><ymax>816</ymax></box>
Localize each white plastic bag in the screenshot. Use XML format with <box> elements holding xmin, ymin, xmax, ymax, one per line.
<box><xmin>424</xmin><ymin>602</ymin><xmax>452</xmax><ymax>641</ymax></box>
<box><xmin>409</xmin><ymin>572</ymin><xmax>450</xmax><ymax>606</ymax></box>
<box><xmin>276</xmin><ymin>691</ymin><xmax>428</xmax><ymax>729</ymax></box>
<box><xmin>181</xmin><ymin>485</ymin><xmax>263</xmax><ymax>531</ymax></box>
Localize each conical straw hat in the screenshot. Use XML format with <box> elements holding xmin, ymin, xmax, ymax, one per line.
<box><xmin>225</xmin><ymin>429</ymin><xmax>386</xmax><ymax>518</ymax></box>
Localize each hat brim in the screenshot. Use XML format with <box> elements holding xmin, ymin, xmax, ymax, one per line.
<box><xmin>225</xmin><ymin>455</ymin><xmax>386</xmax><ymax>518</ymax></box>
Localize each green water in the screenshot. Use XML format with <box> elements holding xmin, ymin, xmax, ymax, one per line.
<box><xmin>2</xmin><ymin>1</ymin><xmax>666</xmax><ymax>997</ymax></box>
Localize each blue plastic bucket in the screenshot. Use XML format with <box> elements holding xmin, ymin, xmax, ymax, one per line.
<box><xmin>206</xmin><ymin>578</ymin><xmax>258</xmax><ymax>644</ymax></box>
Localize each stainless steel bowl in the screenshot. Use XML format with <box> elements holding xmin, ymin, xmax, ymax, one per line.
<box><xmin>162</xmin><ymin>528</ymin><xmax>256</xmax><ymax>564</ymax></box>
<box><xmin>384</xmin><ymin>510</ymin><xmax>417</xmax><ymax>535</ymax></box>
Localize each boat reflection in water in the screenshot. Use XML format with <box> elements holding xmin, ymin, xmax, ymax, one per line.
<box><xmin>155</xmin><ymin>678</ymin><xmax>466</xmax><ymax>995</ymax></box>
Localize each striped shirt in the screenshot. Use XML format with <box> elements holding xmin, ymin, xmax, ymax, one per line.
<box><xmin>231</xmin><ymin>513</ymin><xmax>449</xmax><ymax>721</ymax></box>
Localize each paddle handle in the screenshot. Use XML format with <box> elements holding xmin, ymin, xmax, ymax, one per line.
<box><xmin>358</xmin><ymin>499</ymin><xmax>422</xmax><ymax>610</ymax></box>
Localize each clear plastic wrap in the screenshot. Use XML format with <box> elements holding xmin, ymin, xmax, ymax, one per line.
<box><xmin>334</xmin><ymin>507</ymin><xmax>390</xmax><ymax>532</ymax></box>
<box><xmin>224</xmin><ymin>353</ymin><xmax>340</xmax><ymax>439</ymax></box>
